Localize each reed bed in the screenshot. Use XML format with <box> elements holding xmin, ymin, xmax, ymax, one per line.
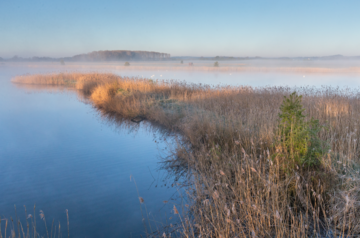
<box><xmin>12</xmin><ymin>73</ymin><xmax>360</xmax><ymax>237</ymax></box>
<box><xmin>0</xmin><ymin>205</ymin><xmax>69</xmax><ymax>238</ymax></box>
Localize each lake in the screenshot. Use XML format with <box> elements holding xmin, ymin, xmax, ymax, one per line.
<box><xmin>1</xmin><ymin>62</ymin><xmax>360</xmax><ymax>237</ymax></box>
<box><xmin>0</xmin><ymin>65</ymin><xmax>182</xmax><ymax>238</ymax></box>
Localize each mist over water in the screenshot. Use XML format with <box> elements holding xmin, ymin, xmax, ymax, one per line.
<box><xmin>4</xmin><ymin>60</ymin><xmax>360</xmax><ymax>87</ymax></box>
<box><xmin>113</xmin><ymin>70</ymin><xmax>360</xmax><ymax>88</ymax></box>
<box><xmin>1</xmin><ymin>62</ymin><xmax>360</xmax><ymax>237</ymax></box>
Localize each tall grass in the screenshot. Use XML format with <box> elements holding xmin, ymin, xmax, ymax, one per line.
<box><xmin>12</xmin><ymin>73</ymin><xmax>360</xmax><ymax>237</ymax></box>
<box><xmin>0</xmin><ymin>205</ymin><xmax>69</xmax><ymax>238</ymax></box>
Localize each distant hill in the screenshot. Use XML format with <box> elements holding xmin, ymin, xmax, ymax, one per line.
<box><xmin>70</xmin><ymin>50</ymin><xmax>170</xmax><ymax>61</ymax></box>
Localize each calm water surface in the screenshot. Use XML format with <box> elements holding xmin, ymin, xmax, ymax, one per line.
<box><xmin>1</xmin><ymin>63</ymin><xmax>360</xmax><ymax>237</ymax></box>
<box><xmin>0</xmin><ymin>66</ymin><xmax>181</xmax><ymax>238</ymax></box>
<box><xmin>113</xmin><ymin>70</ymin><xmax>360</xmax><ymax>88</ymax></box>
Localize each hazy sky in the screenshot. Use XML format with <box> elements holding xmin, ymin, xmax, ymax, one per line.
<box><xmin>1</xmin><ymin>0</ymin><xmax>360</xmax><ymax>58</ymax></box>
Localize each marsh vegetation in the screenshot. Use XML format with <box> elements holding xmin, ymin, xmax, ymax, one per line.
<box><xmin>12</xmin><ymin>72</ymin><xmax>360</xmax><ymax>237</ymax></box>
<box><xmin>0</xmin><ymin>205</ymin><xmax>69</xmax><ymax>238</ymax></box>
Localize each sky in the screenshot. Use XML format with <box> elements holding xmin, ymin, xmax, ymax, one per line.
<box><xmin>1</xmin><ymin>0</ymin><xmax>360</xmax><ymax>58</ymax></box>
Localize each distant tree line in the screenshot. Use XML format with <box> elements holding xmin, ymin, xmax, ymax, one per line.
<box><xmin>72</xmin><ymin>50</ymin><xmax>171</xmax><ymax>61</ymax></box>
<box><xmin>3</xmin><ymin>53</ymin><xmax>360</xmax><ymax>62</ymax></box>
<box><xmin>1</xmin><ymin>50</ymin><xmax>171</xmax><ymax>62</ymax></box>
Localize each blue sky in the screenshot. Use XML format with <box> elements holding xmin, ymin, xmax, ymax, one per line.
<box><xmin>1</xmin><ymin>0</ymin><xmax>360</xmax><ymax>58</ymax></box>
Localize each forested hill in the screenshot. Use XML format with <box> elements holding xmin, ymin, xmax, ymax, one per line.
<box><xmin>71</xmin><ymin>50</ymin><xmax>171</xmax><ymax>61</ymax></box>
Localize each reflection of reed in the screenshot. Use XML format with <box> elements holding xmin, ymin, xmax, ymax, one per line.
<box><xmin>13</xmin><ymin>72</ymin><xmax>360</xmax><ymax>237</ymax></box>
<box><xmin>13</xmin><ymin>83</ymin><xmax>74</xmax><ymax>92</ymax></box>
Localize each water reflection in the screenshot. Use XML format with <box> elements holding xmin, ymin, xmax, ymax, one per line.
<box><xmin>94</xmin><ymin>110</ymin><xmax>191</xmax><ymax>238</ymax></box>
<box><xmin>1</xmin><ymin>79</ymin><xmax>184</xmax><ymax>237</ymax></box>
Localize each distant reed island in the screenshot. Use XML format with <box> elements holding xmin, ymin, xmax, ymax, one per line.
<box><xmin>12</xmin><ymin>73</ymin><xmax>360</xmax><ymax>237</ymax></box>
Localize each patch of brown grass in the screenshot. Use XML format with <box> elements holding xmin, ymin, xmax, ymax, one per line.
<box><xmin>13</xmin><ymin>73</ymin><xmax>360</xmax><ymax>237</ymax></box>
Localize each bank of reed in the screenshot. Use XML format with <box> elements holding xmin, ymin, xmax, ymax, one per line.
<box><xmin>12</xmin><ymin>73</ymin><xmax>360</xmax><ymax>237</ymax></box>
<box><xmin>0</xmin><ymin>205</ymin><xmax>69</xmax><ymax>238</ymax></box>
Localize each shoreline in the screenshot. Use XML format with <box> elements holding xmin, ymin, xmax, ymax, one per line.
<box><xmin>12</xmin><ymin>72</ymin><xmax>360</xmax><ymax>237</ymax></box>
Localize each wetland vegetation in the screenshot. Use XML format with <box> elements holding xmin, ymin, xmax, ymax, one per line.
<box><xmin>12</xmin><ymin>72</ymin><xmax>360</xmax><ymax>237</ymax></box>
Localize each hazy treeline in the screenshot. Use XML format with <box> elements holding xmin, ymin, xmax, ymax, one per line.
<box><xmin>3</xmin><ymin>51</ymin><xmax>360</xmax><ymax>63</ymax></box>
<box><xmin>1</xmin><ymin>50</ymin><xmax>171</xmax><ymax>62</ymax></box>
<box><xmin>72</xmin><ymin>50</ymin><xmax>171</xmax><ymax>61</ymax></box>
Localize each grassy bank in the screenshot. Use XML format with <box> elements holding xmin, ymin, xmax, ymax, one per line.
<box><xmin>13</xmin><ymin>73</ymin><xmax>360</xmax><ymax>237</ymax></box>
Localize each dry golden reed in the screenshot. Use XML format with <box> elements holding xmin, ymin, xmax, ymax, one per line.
<box><xmin>0</xmin><ymin>206</ymin><xmax>69</xmax><ymax>238</ymax></box>
<box><xmin>12</xmin><ymin>72</ymin><xmax>360</xmax><ymax>237</ymax></box>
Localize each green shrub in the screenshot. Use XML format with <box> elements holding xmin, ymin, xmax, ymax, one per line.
<box><xmin>180</xmin><ymin>60</ymin><xmax>183</xmax><ymax>64</ymax></box>
<box><xmin>214</xmin><ymin>61</ymin><xmax>219</xmax><ymax>67</ymax></box>
<box><xmin>124</xmin><ymin>62</ymin><xmax>130</xmax><ymax>66</ymax></box>
<box><xmin>276</xmin><ymin>92</ymin><xmax>328</xmax><ymax>170</ymax></box>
